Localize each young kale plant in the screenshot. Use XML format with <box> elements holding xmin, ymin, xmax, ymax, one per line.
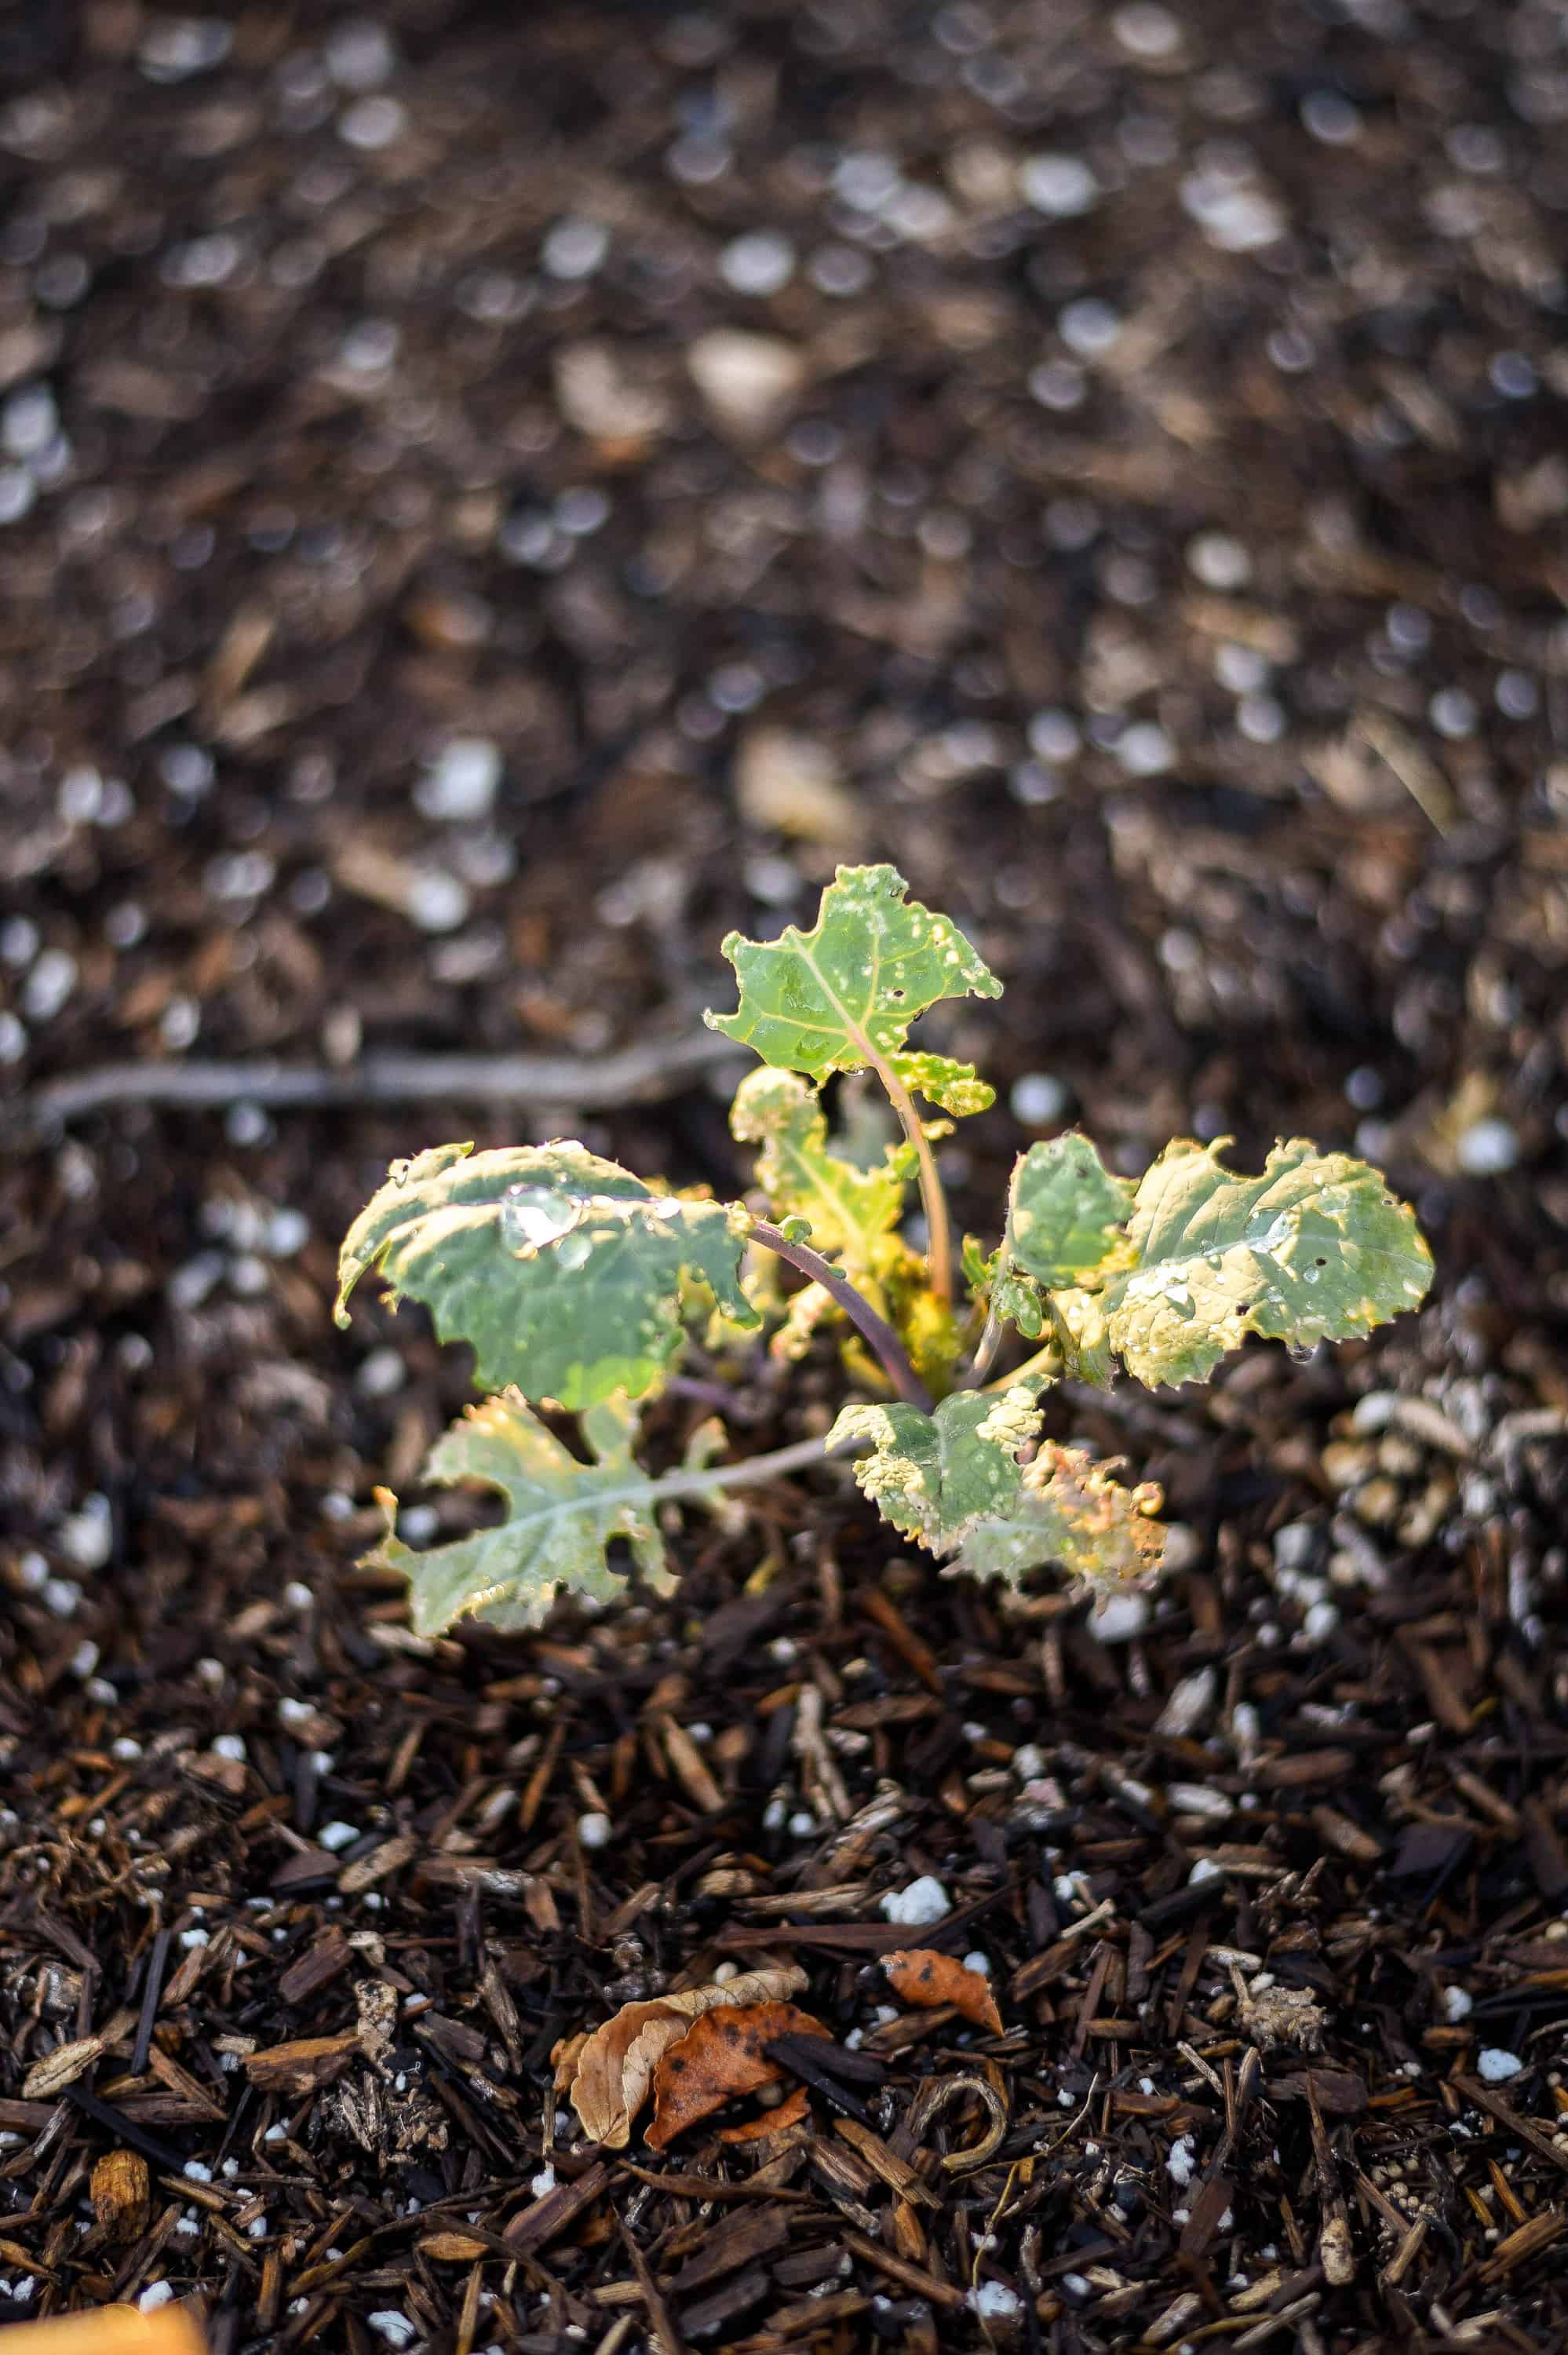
<box><xmin>337</xmin><ymin>865</ymin><xmax>1433</xmax><ymax>1634</ymax></box>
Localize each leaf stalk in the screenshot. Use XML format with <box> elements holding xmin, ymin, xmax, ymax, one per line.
<box><xmin>873</xmin><ymin>1056</ymin><xmax>956</xmax><ymax>1309</ymax></box>
<box><xmin>963</xmin><ymin>1304</ymin><xmax>1006</xmax><ymax>1388</ymax></box>
<box><xmin>748</xmin><ymin>1218</ymin><xmax>935</xmax><ymax>1411</ymax></box>
<box><xmin>981</xmin><ymin>1338</ymin><xmax>1062</xmax><ymax>1393</ymax></box>
<box><xmin>640</xmin><ymin>1430</ymin><xmax>844</xmax><ymax>1503</ymax></box>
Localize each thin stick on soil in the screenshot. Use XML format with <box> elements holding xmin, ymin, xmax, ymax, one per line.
<box><xmin>131</xmin><ymin>1925</ymin><xmax>172</xmax><ymax>2077</ymax></box>
<box><xmin>5</xmin><ymin>1031</ymin><xmax>742</xmax><ymax>1145</ymax></box>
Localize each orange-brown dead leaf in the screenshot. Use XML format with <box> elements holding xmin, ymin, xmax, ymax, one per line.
<box><xmin>645</xmin><ymin>2000</ymin><xmax>829</xmax><ymax>2151</ymax></box>
<box><xmin>567</xmin><ymin>1966</ymin><xmax>808</xmax><ymax>2147</ymax></box>
<box><xmin>718</xmin><ymin>2083</ymin><xmax>811</xmax><ymax>2143</ymax></box>
<box><xmin>551</xmin><ymin>2030</ymin><xmax>589</xmax><ymax>2095</ymax></box>
<box><xmin>884</xmin><ymin>1949</ymin><xmax>1004</xmax><ymax>2036</ymax></box>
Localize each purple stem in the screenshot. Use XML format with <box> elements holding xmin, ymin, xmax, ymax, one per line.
<box><xmin>747</xmin><ymin>1219</ymin><xmax>934</xmax><ymax>1413</ymax></box>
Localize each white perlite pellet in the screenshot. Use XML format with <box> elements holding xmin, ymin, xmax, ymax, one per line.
<box><xmin>879</xmin><ymin>1877</ymin><xmax>950</xmax><ymax>1926</ymax></box>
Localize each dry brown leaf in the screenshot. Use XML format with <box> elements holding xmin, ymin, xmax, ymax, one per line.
<box><xmin>645</xmin><ymin>2000</ymin><xmax>829</xmax><ymax>2151</ymax></box>
<box><xmin>551</xmin><ymin>2030</ymin><xmax>589</xmax><ymax>2095</ymax></box>
<box><xmin>718</xmin><ymin>2083</ymin><xmax>811</xmax><ymax>2143</ymax></box>
<box><xmin>567</xmin><ymin>1966</ymin><xmax>807</xmax><ymax>2148</ymax></box>
<box><xmin>884</xmin><ymin>1949</ymin><xmax>1004</xmax><ymax>2036</ymax></box>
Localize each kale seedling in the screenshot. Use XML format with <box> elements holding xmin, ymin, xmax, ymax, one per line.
<box><xmin>337</xmin><ymin>865</ymin><xmax>1433</xmax><ymax>1634</ymax></box>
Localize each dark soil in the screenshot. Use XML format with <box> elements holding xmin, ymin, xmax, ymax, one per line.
<box><xmin>3</xmin><ymin>2</ymin><xmax>1568</xmax><ymax>2349</ymax></box>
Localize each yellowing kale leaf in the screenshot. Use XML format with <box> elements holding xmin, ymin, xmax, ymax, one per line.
<box><xmin>1101</xmin><ymin>1137</ymin><xmax>1434</xmax><ymax>1388</ymax></box>
<box><xmin>827</xmin><ymin>1386</ymin><xmax>1043</xmax><ymax>1553</ymax></box>
<box><xmin>983</xmin><ymin>1134</ymin><xmax>1431</xmax><ymax>1390</ymax></box>
<box><xmin>729</xmin><ymin>1067</ymin><xmax>913</xmax><ymax>1272</ymax></box>
<box><xmin>955</xmin><ymin>1444</ymin><xmax>1166</xmax><ymax>1590</ymax></box>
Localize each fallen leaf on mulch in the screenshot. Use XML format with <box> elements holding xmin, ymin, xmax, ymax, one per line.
<box><xmin>552</xmin><ymin>2030</ymin><xmax>589</xmax><ymax>2094</ymax></box>
<box><xmin>567</xmin><ymin>1966</ymin><xmax>808</xmax><ymax>2148</ymax></box>
<box><xmin>646</xmin><ymin>2000</ymin><xmax>830</xmax><ymax>2149</ymax></box>
<box><xmin>884</xmin><ymin>1949</ymin><xmax>1004</xmax><ymax>2035</ymax></box>
<box><xmin>719</xmin><ymin>2084</ymin><xmax>811</xmax><ymax>2142</ymax></box>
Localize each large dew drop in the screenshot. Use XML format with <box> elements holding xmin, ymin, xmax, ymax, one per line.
<box><xmin>499</xmin><ymin>1182</ymin><xmax>585</xmax><ymax>1257</ymax></box>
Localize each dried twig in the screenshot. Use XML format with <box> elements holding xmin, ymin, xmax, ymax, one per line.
<box><xmin>4</xmin><ymin>1031</ymin><xmax>743</xmax><ymax>1148</ymax></box>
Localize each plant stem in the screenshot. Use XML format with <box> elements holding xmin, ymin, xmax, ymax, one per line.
<box><xmin>875</xmin><ymin>1057</ymin><xmax>956</xmax><ymax>1309</ymax></box>
<box><xmin>963</xmin><ymin>1305</ymin><xmax>1005</xmax><ymax>1387</ymax></box>
<box><xmin>981</xmin><ymin>1339</ymin><xmax>1062</xmax><ymax>1394</ymax></box>
<box><xmin>749</xmin><ymin>1218</ymin><xmax>935</xmax><ymax>1411</ymax></box>
<box><xmin>644</xmin><ymin>1430</ymin><xmax>847</xmax><ymax>1504</ymax></box>
<box><xmin>782</xmin><ymin>933</ymin><xmax>957</xmax><ymax>1309</ymax></box>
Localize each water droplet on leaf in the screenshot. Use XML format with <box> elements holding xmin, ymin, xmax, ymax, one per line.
<box><xmin>556</xmin><ymin>1229</ymin><xmax>593</xmax><ymax>1272</ymax></box>
<box><xmin>499</xmin><ymin>1182</ymin><xmax>585</xmax><ymax>1255</ymax></box>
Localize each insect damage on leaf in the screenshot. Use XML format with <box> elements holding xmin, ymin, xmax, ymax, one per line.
<box><xmin>1100</xmin><ymin>1137</ymin><xmax>1435</xmax><ymax>1389</ymax></box>
<box><xmin>827</xmin><ymin>1386</ymin><xmax>1043</xmax><ymax>1554</ymax></box>
<box><xmin>888</xmin><ymin>1050</ymin><xmax>995</xmax><ymax>1118</ymax></box>
<box><xmin>335</xmin><ymin>1137</ymin><xmax>759</xmax><ymax>1410</ymax></box>
<box><xmin>706</xmin><ymin>861</ymin><xmax>1000</xmax><ymax>1112</ymax></box>
<box><xmin>955</xmin><ymin>1442</ymin><xmax>1166</xmax><ymax>1590</ymax></box>
<box><xmin>366</xmin><ymin>1390</ymin><xmax>676</xmax><ymax>1638</ymax></box>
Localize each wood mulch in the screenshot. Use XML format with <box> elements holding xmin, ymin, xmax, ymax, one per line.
<box><xmin>2</xmin><ymin>1331</ymin><xmax>1566</xmax><ymax>2349</ymax></box>
<box><xmin>2</xmin><ymin>1</ymin><xmax>1568</xmax><ymax>2348</ymax></box>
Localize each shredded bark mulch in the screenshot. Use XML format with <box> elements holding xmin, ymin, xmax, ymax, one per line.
<box><xmin>2</xmin><ymin>1</ymin><xmax>1567</xmax><ymax>2348</ymax></box>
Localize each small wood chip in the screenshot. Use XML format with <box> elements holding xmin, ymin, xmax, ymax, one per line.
<box><xmin>92</xmin><ymin>2148</ymin><xmax>151</xmax><ymax>2241</ymax></box>
<box><xmin>242</xmin><ymin>2031</ymin><xmax>363</xmax><ymax>2093</ymax></box>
